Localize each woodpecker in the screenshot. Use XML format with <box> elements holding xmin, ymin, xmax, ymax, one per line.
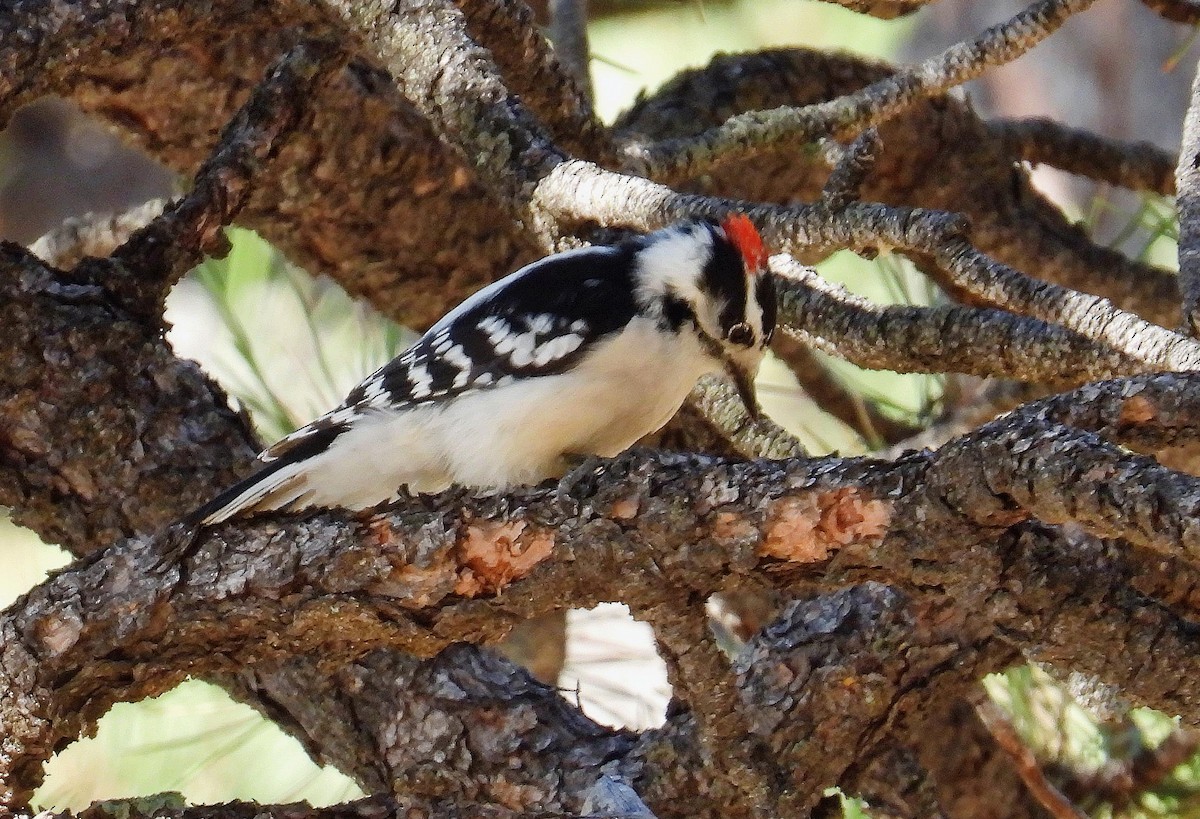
<box><xmin>189</xmin><ymin>214</ymin><xmax>777</xmax><ymax>525</ymax></box>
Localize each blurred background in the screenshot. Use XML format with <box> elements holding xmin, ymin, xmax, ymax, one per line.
<box><xmin>1</xmin><ymin>1</ymin><xmax>1195</xmax><ymax>815</ymax></box>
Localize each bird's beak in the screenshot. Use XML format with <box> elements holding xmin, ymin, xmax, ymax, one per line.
<box><xmin>724</xmin><ymin>356</ymin><xmax>760</xmax><ymax>420</ymax></box>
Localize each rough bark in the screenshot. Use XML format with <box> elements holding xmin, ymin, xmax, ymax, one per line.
<box><xmin>1</xmin><ymin>0</ymin><xmax>1197</xmax><ymax>817</ymax></box>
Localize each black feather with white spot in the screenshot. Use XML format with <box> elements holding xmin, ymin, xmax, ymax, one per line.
<box><xmin>346</xmin><ymin>241</ymin><xmax>643</xmax><ymax>408</ymax></box>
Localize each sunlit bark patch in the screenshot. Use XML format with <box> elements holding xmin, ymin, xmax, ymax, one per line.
<box><xmin>759</xmin><ymin>489</ymin><xmax>891</xmax><ymax>562</ymax></box>
<box><xmin>1119</xmin><ymin>394</ymin><xmax>1157</xmax><ymax>424</ymax></box>
<box><xmin>454</xmin><ymin>519</ymin><xmax>555</xmax><ymax>596</ymax></box>
<box><xmin>713</xmin><ymin>509</ymin><xmax>760</xmax><ymax>544</ymax></box>
<box><xmin>32</xmin><ymin>611</ymin><xmax>83</xmax><ymax>657</ymax></box>
<box><xmin>609</xmin><ymin>495</ymin><xmax>640</xmax><ymax>520</ymax></box>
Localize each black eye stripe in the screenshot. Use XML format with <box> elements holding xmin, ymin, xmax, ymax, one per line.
<box><xmin>756</xmin><ymin>273</ymin><xmax>777</xmax><ymax>342</ymax></box>
<box><xmin>701</xmin><ymin>227</ymin><xmax>750</xmax><ymax>334</ymax></box>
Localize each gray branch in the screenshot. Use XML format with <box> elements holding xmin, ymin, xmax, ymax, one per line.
<box><xmin>621</xmin><ymin>0</ymin><xmax>1099</xmax><ymax>179</ymax></box>
<box><xmin>990</xmin><ymin>116</ymin><xmax>1177</xmax><ymax>194</ymax></box>
<box><xmin>773</xmin><ymin>255</ymin><xmax>1147</xmax><ymax>385</ymax></box>
<box><xmin>1178</xmin><ymin>55</ymin><xmax>1200</xmax><ymax>335</ymax></box>
<box><xmin>547</xmin><ymin>0</ymin><xmax>592</xmax><ymax>104</ymax></box>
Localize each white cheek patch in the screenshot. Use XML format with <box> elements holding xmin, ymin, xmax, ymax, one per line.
<box><xmin>634</xmin><ymin>224</ymin><xmax>713</xmax><ymax>315</ymax></box>
<box><xmin>744</xmin><ymin>273</ymin><xmax>764</xmax><ymax>341</ymax></box>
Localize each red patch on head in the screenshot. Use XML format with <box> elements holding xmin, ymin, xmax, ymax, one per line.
<box><xmin>720</xmin><ymin>213</ymin><xmax>768</xmax><ymax>273</ymax></box>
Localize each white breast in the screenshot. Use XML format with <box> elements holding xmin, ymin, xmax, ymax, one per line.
<box><xmin>294</xmin><ymin>318</ymin><xmax>716</xmax><ymax>507</ymax></box>
<box><xmin>437</xmin><ymin>317</ymin><xmax>715</xmax><ymax>487</ymax></box>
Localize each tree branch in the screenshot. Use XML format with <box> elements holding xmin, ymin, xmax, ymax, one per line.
<box><xmin>30</xmin><ymin>199</ymin><xmax>167</xmax><ymax>269</ymax></box>
<box><xmin>1178</xmin><ymin>54</ymin><xmax>1200</xmax><ymax>335</ymax></box>
<box><xmin>933</xmin><ymin>415</ymin><xmax>1200</xmax><ymax>560</ymax></box>
<box><xmin>621</xmin><ymin>0</ymin><xmax>1099</xmax><ymax>179</ymax></box>
<box><xmin>458</xmin><ymin>0</ymin><xmax>603</xmax><ymax>154</ymax></box>
<box><xmin>685</xmin><ymin>377</ymin><xmax>807</xmax><ymax>459</ymax></box>
<box><xmin>990</xmin><ymin>117</ymin><xmax>1176</xmax><ymax>194</ymax></box>
<box><xmin>77</xmin><ymin>40</ymin><xmax>341</xmax><ymax>317</ymax></box>
<box><xmin>235</xmin><ymin>645</ymin><xmax>639</xmax><ymax>810</ymax></box>
<box><xmin>1139</xmin><ymin>0</ymin><xmax>1200</xmax><ymax>23</ymax></box>
<box><xmin>987</xmin><ymin>525</ymin><xmax>1200</xmax><ymax>732</ymax></box>
<box><xmin>0</xmin><ymin>241</ymin><xmax>259</xmax><ymax>550</ymax></box>
<box><xmin>781</xmin><ymin>203</ymin><xmax>1200</xmax><ymax>370</ymax></box>
<box><xmin>978</xmin><ymin>702</ymin><xmax>1088</xmax><ymax>819</ymax></box>
<box><xmin>26</xmin><ymin>793</ymin><xmax>649</xmax><ymax>819</ymax></box>
<box><xmin>10</xmin><ymin>376</ymin><xmax>1200</xmax><ymax>809</ymax></box>
<box><xmin>773</xmin><ymin>255</ymin><xmax>1146</xmax><ymax>385</ymax></box>
<box><xmin>733</xmin><ymin>584</ymin><xmax>1051</xmax><ymax>816</ymax></box>
<box><xmin>546</xmin><ymin>0</ymin><xmax>592</xmax><ymax>105</ymax></box>
<box><xmin>633</xmin><ymin>597</ymin><xmax>789</xmax><ymax>817</ymax></box>
<box><xmin>821</xmin><ymin>128</ymin><xmax>882</xmax><ymax>211</ymax></box>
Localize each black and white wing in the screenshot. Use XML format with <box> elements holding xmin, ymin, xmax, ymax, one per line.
<box><xmin>187</xmin><ymin>242</ymin><xmax>642</xmax><ymax>525</ymax></box>
<box><xmin>344</xmin><ymin>242</ymin><xmax>641</xmax><ymax>408</ymax></box>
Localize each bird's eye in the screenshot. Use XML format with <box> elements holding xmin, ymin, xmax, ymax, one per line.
<box><xmin>727</xmin><ymin>322</ymin><xmax>755</xmax><ymax>347</ymax></box>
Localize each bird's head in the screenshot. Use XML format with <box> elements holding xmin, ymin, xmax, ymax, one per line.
<box><xmin>633</xmin><ymin>213</ymin><xmax>777</xmax><ymax>418</ymax></box>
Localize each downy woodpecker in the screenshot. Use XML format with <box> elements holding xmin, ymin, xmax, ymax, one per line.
<box><xmin>190</xmin><ymin>215</ymin><xmax>776</xmax><ymax>524</ymax></box>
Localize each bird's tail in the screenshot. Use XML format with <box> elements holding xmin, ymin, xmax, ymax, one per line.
<box><xmin>183</xmin><ymin>459</ymin><xmax>315</xmax><ymax>526</ymax></box>
<box><xmin>184</xmin><ymin>418</ymin><xmax>349</xmax><ymax>526</ymax></box>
